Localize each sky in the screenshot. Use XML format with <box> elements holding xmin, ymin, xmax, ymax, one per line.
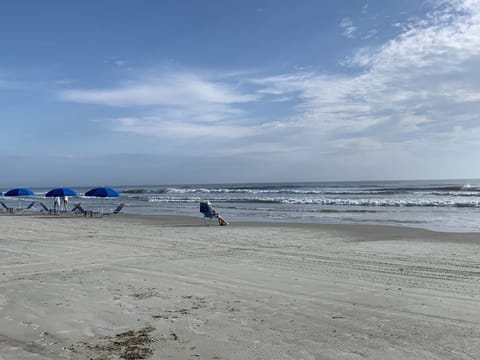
<box><xmin>1</xmin><ymin>0</ymin><xmax>480</xmax><ymax>187</ymax></box>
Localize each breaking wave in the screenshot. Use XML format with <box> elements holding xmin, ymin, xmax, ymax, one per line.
<box><xmin>147</xmin><ymin>196</ymin><xmax>480</xmax><ymax>208</ymax></box>
<box><xmin>135</xmin><ymin>184</ymin><xmax>480</xmax><ymax>197</ymax></box>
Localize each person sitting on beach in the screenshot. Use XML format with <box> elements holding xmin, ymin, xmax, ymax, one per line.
<box><xmin>217</xmin><ymin>214</ymin><xmax>229</xmax><ymax>226</ymax></box>
<box><xmin>210</xmin><ymin>205</ymin><xmax>229</xmax><ymax>226</ymax></box>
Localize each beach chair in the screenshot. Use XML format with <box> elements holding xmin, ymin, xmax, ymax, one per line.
<box><xmin>39</xmin><ymin>202</ymin><xmax>49</xmax><ymax>212</ymax></box>
<box><xmin>90</xmin><ymin>203</ymin><xmax>125</xmax><ymax>217</ymax></box>
<box><xmin>107</xmin><ymin>203</ymin><xmax>125</xmax><ymax>215</ymax></box>
<box><xmin>39</xmin><ymin>202</ymin><xmax>58</xmax><ymax>214</ymax></box>
<box><xmin>71</xmin><ymin>203</ymin><xmax>90</xmax><ymax>216</ymax></box>
<box><xmin>200</xmin><ymin>202</ymin><xmax>218</xmax><ymax>225</ymax></box>
<box><xmin>23</xmin><ymin>201</ymin><xmax>35</xmax><ymax>211</ymax></box>
<box><xmin>0</xmin><ymin>201</ymin><xmax>14</xmax><ymax>214</ymax></box>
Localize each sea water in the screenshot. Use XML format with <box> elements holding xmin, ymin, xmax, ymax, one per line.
<box><xmin>24</xmin><ymin>179</ymin><xmax>480</xmax><ymax>232</ymax></box>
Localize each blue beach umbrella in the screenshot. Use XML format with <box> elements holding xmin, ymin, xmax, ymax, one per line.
<box><xmin>85</xmin><ymin>187</ymin><xmax>119</xmax><ymax>198</ymax></box>
<box><xmin>5</xmin><ymin>188</ymin><xmax>34</xmax><ymax>197</ymax></box>
<box><xmin>5</xmin><ymin>188</ymin><xmax>34</xmax><ymax>208</ymax></box>
<box><xmin>85</xmin><ymin>187</ymin><xmax>120</xmax><ymax>213</ymax></box>
<box><xmin>45</xmin><ymin>188</ymin><xmax>77</xmax><ymax>197</ymax></box>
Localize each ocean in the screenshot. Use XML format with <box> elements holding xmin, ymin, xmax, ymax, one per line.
<box><xmin>20</xmin><ymin>179</ymin><xmax>480</xmax><ymax>233</ymax></box>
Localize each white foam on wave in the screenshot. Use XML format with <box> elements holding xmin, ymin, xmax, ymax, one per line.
<box><xmin>280</xmin><ymin>198</ymin><xmax>480</xmax><ymax>207</ymax></box>
<box><xmin>147</xmin><ymin>195</ymin><xmax>480</xmax><ymax>208</ymax></box>
<box><xmin>462</xmin><ymin>183</ymin><xmax>480</xmax><ymax>191</ymax></box>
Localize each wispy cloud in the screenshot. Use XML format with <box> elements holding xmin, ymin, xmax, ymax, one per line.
<box><xmin>60</xmin><ymin>0</ymin><xmax>480</xmax><ymax>164</ymax></box>
<box><xmin>61</xmin><ymin>72</ymin><xmax>257</xmax><ymax>107</ymax></box>
<box><xmin>249</xmin><ymin>0</ymin><xmax>480</xmax><ymax>150</ymax></box>
<box><xmin>339</xmin><ymin>17</ymin><xmax>357</xmax><ymax>39</ymax></box>
<box><xmin>61</xmin><ymin>71</ymin><xmax>260</xmax><ymax>129</ymax></box>
<box><xmin>363</xmin><ymin>28</ymin><xmax>378</xmax><ymax>39</ymax></box>
<box><xmin>104</xmin><ymin>56</ymin><xmax>127</xmax><ymax>67</ymax></box>
<box><xmin>361</xmin><ymin>4</ymin><xmax>369</xmax><ymax>15</ymax></box>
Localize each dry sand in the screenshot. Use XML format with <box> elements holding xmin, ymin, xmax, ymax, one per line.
<box><xmin>0</xmin><ymin>213</ymin><xmax>479</xmax><ymax>359</ymax></box>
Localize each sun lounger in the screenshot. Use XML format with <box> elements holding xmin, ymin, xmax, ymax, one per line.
<box><xmin>71</xmin><ymin>203</ymin><xmax>92</xmax><ymax>216</ymax></box>
<box><xmin>105</xmin><ymin>203</ymin><xmax>125</xmax><ymax>215</ymax></box>
<box><xmin>24</xmin><ymin>201</ymin><xmax>35</xmax><ymax>210</ymax></box>
<box><xmin>0</xmin><ymin>201</ymin><xmax>14</xmax><ymax>213</ymax></box>
<box><xmin>1</xmin><ymin>201</ymin><xmax>36</xmax><ymax>213</ymax></box>
<box><xmin>39</xmin><ymin>202</ymin><xmax>59</xmax><ymax>214</ymax></box>
<box><xmin>86</xmin><ymin>203</ymin><xmax>125</xmax><ymax>217</ymax></box>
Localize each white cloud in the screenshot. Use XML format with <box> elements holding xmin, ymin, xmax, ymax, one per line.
<box><xmin>399</xmin><ymin>115</ymin><xmax>432</xmax><ymax>131</ymax></box>
<box><xmin>339</xmin><ymin>17</ymin><xmax>357</xmax><ymax>39</ymax></box>
<box><xmin>61</xmin><ymin>72</ymin><xmax>257</xmax><ymax>107</ymax></box>
<box><xmin>61</xmin><ymin>0</ymin><xmax>480</xmax><ymax>173</ymax></box>
<box><xmin>446</xmin><ymin>89</ymin><xmax>480</xmax><ymax>103</ymax></box>
<box><xmin>362</xmin><ymin>4</ymin><xmax>369</xmax><ymax>15</ymax></box>
<box><xmin>363</xmin><ymin>28</ymin><xmax>378</xmax><ymax>40</ymax></box>
<box><xmin>61</xmin><ymin>72</ymin><xmax>260</xmax><ymax>129</ymax></box>
<box><xmin>254</xmin><ymin>0</ymin><xmax>480</xmax><ymax>147</ymax></box>
<box><xmin>237</xmin><ymin>0</ymin><xmax>480</xmax><ymax>171</ymax></box>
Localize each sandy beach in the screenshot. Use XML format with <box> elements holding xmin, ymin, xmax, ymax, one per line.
<box><xmin>0</xmin><ymin>213</ymin><xmax>479</xmax><ymax>359</ymax></box>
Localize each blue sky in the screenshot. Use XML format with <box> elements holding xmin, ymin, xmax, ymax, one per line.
<box><xmin>1</xmin><ymin>0</ymin><xmax>479</xmax><ymax>186</ymax></box>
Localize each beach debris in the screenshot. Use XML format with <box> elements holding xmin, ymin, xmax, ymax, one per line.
<box><xmin>152</xmin><ymin>295</ymin><xmax>207</xmax><ymax>320</ymax></box>
<box><xmin>115</xmin><ymin>326</ymin><xmax>155</xmax><ymax>359</ymax></box>
<box><xmin>130</xmin><ymin>288</ymin><xmax>160</xmax><ymax>300</ymax></box>
<box><xmin>68</xmin><ymin>325</ymin><xmax>156</xmax><ymax>360</ymax></box>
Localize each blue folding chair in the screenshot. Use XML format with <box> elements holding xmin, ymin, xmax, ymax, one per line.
<box><xmin>200</xmin><ymin>202</ymin><xmax>218</xmax><ymax>225</ymax></box>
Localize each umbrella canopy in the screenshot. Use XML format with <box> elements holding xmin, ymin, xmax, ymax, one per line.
<box><xmin>5</xmin><ymin>188</ymin><xmax>34</xmax><ymax>196</ymax></box>
<box><xmin>46</xmin><ymin>188</ymin><xmax>77</xmax><ymax>197</ymax></box>
<box><xmin>85</xmin><ymin>187</ymin><xmax>119</xmax><ymax>198</ymax></box>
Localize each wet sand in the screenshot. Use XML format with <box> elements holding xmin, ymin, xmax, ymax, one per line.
<box><xmin>0</xmin><ymin>213</ymin><xmax>479</xmax><ymax>359</ymax></box>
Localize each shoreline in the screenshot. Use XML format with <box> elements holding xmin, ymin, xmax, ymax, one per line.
<box><xmin>5</xmin><ymin>209</ymin><xmax>480</xmax><ymax>235</ymax></box>
<box><xmin>7</xmin><ymin>210</ymin><xmax>480</xmax><ymax>239</ymax></box>
<box><xmin>0</xmin><ymin>213</ymin><xmax>479</xmax><ymax>359</ymax></box>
